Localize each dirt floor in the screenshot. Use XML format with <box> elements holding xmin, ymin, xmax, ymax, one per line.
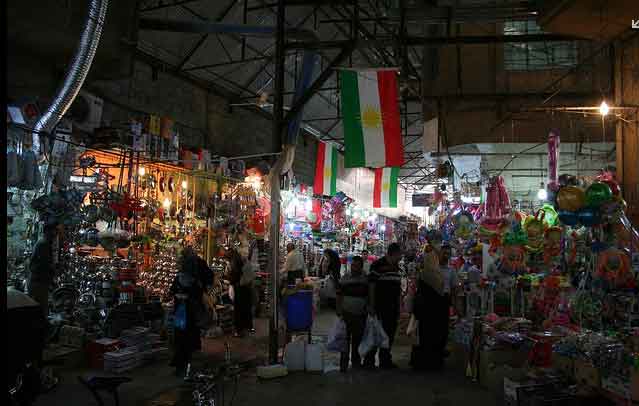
<box><xmin>34</xmin><ymin>312</ymin><xmax>499</xmax><ymax>406</ymax></box>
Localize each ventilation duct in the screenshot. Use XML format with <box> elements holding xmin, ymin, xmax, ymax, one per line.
<box><xmin>32</xmin><ymin>0</ymin><xmax>109</xmax><ymax>156</ymax></box>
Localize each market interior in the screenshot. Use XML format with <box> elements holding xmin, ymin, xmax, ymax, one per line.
<box><xmin>6</xmin><ymin>1</ymin><xmax>639</xmax><ymax>405</ymax></box>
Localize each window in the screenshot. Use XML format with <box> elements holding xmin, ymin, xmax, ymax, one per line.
<box><xmin>503</xmin><ymin>20</ymin><xmax>577</xmax><ymax>71</ymax></box>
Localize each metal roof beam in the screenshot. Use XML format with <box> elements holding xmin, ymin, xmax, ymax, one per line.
<box><xmin>286</xmin><ymin>33</ymin><xmax>583</xmax><ymax>49</ymax></box>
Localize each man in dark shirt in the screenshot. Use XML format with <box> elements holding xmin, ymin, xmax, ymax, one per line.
<box><xmin>336</xmin><ymin>256</ymin><xmax>369</xmax><ymax>372</ymax></box>
<box><xmin>363</xmin><ymin>243</ymin><xmax>403</xmax><ymax>369</ymax></box>
<box><xmin>28</xmin><ymin>223</ymin><xmax>60</xmax><ymax>317</ymax></box>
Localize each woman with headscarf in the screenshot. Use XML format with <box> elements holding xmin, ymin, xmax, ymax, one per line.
<box><xmin>169</xmin><ymin>248</ymin><xmax>205</xmax><ymax>376</ymax></box>
<box><xmin>410</xmin><ymin>241</ymin><xmax>457</xmax><ymax>371</ymax></box>
<box><xmin>225</xmin><ymin>248</ymin><xmax>256</xmax><ymax>337</ymax></box>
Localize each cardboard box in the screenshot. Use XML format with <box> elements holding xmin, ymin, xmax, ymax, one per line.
<box><xmin>574</xmin><ymin>359</ymin><xmax>601</xmax><ymax>389</ymax></box>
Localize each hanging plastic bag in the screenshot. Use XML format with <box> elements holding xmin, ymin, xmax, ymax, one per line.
<box><xmin>358</xmin><ymin>316</ymin><xmax>377</xmax><ymax>358</ymax></box>
<box><xmin>174</xmin><ymin>302</ymin><xmax>187</xmax><ymax>331</ymax></box>
<box><xmin>406</xmin><ymin>314</ymin><xmax>419</xmax><ymax>336</ymax></box>
<box><xmin>358</xmin><ymin>315</ymin><xmax>390</xmax><ymax>358</ymax></box>
<box><xmin>372</xmin><ymin>316</ymin><xmax>390</xmax><ymax>349</ymax></box>
<box><xmin>327</xmin><ymin>318</ymin><xmax>347</xmax><ymax>352</ymax></box>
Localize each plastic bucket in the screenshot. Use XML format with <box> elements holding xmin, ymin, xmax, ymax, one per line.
<box><xmin>286</xmin><ymin>290</ymin><xmax>313</xmax><ymax>331</ymax></box>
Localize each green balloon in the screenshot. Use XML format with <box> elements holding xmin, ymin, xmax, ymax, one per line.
<box><xmin>585</xmin><ymin>182</ymin><xmax>613</xmax><ymax>208</ymax></box>
<box><xmin>541</xmin><ymin>203</ymin><xmax>558</xmax><ymax>226</ymax></box>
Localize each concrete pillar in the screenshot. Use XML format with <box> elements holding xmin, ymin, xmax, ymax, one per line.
<box><xmin>615</xmin><ymin>37</ymin><xmax>639</xmax><ymax>226</ymax></box>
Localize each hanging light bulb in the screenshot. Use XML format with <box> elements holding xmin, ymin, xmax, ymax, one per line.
<box><xmin>138</xmin><ymin>166</ymin><xmax>146</xmax><ymax>176</ymax></box>
<box><xmin>181</xmin><ymin>179</ymin><xmax>188</xmax><ymax>189</ymax></box>
<box><xmin>163</xmin><ymin>197</ymin><xmax>171</xmax><ymax>209</ymax></box>
<box><xmin>537</xmin><ymin>182</ymin><xmax>547</xmax><ymax>201</ymax></box>
<box><xmin>599</xmin><ymin>101</ymin><xmax>610</xmax><ymax>117</ymax></box>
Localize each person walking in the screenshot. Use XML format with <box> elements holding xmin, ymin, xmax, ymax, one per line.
<box><xmin>363</xmin><ymin>243</ymin><xmax>403</xmax><ymax>369</ymax></box>
<box><xmin>169</xmin><ymin>248</ymin><xmax>205</xmax><ymax>377</ymax></box>
<box><xmin>411</xmin><ymin>242</ymin><xmax>457</xmax><ymax>370</ymax></box>
<box><xmin>282</xmin><ymin>242</ymin><xmax>306</xmax><ymax>286</ymax></box>
<box><xmin>336</xmin><ymin>256</ymin><xmax>369</xmax><ymax>372</ymax></box>
<box><xmin>226</xmin><ymin>249</ymin><xmax>256</xmax><ymax>337</ymax></box>
<box><xmin>28</xmin><ymin>223</ymin><xmax>61</xmax><ymax>317</ymax></box>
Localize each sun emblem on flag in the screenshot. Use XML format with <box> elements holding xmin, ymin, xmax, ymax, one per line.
<box><xmin>361</xmin><ymin>105</ymin><xmax>382</xmax><ymax>129</ymax></box>
<box><xmin>324</xmin><ymin>168</ymin><xmax>332</xmax><ymax>178</ymax></box>
<box><xmin>382</xmin><ymin>182</ymin><xmax>390</xmax><ymax>191</ymax></box>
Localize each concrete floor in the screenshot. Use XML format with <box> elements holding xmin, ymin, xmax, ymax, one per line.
<box><xmin>35</xmin><ymin>311</ymin><xmax>499</xmax><ymax>406</ymax></box>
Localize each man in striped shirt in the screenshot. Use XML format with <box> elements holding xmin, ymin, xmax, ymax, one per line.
<box><xmin>363</xmin><ymin>243</ymin><xmax>403</xmax><ymax>369</ymax></box>
<box><xmin>336</xmin><ymin>256</ymin><xmax>369</xmax><ymax>372</ymax></box>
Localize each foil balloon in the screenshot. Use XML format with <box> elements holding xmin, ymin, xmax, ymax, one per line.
<box><xmin>596</xmin><ymin>248</ymin><xmax>631</xmax><ymax>287</ymax></box>
<box><xmin>585</xmin><ymin>182</ymin><xmax>613</xmax><ymax>208</ymax></box>
<box><xmin>557</xmin><ymin>210</ymin><xmax>579</xmax><ymax>226</ymax></box>
<box><xmin>454</xmin><ymin>211</ymin><xmax>475</xmax><ymax>239</ymax></box>
<box><xmin>540</xmin><ymin>204</ymin><xmax>558</xmax><ymax>226</ymax></box>
<box><xmin>523</xmin><ymin>211</ymin><xmax>545</xmax><ymax>252</ymax></box>
<box><xmin>558</xmin><ymin>174</ymin><xmax>578</xmax><ymax>187</ymax></box>
<box><xmin>556</xmin><ymin>186</ymin><xmax>585</xmax><ymax>212</ymax></box>
<box><xmin>578</xmin><ymin>207</ymin><xmax>601</xmax><ymax>227</ymax></box>
<box><xmin>543</xmin><ymin>227</ymin><xmax>562</xmax><ymax>264</ymax></box>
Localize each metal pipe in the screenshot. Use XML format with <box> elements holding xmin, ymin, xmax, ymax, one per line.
<box><xmin>33</xmin><ymin>0</ymin><xmax>109</xmax><ymax>155</ymax></box>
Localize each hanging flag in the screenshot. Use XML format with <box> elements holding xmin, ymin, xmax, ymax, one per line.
<box><xmin>340</xmin><ymin>69</ymin><xmax>403</xmax><ymax>168</ymax></box>
<box><xmin>373</xmin><ymin>167</ymin><xmax>400</xmax><ymax>208</ymax></box>
<box><xmin>314</xmin><ymin>141</ymin><xmax>338</xmax><ymax>196</ymax></box>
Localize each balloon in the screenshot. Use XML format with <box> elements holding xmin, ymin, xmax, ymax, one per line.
<box><xmin>558</xmin><ymin>174</ymin><xmax>578</xmax><ymax>187</ymax></box>
<box><xmin>585</xmin><ymin>182</ymin><xmax>613</xmax><ymax>208</ymax></box>
<box><xmin>578</xmin><ymin>207</ymin><xmax>601</xmax><ymax>227</ymax></box>
<box><xmin>541</xmin><ymin>204</ymin><xmax>558</xmax><ymax>226</ymax></box>
<box><xmin>601</xmin><ymin>179</ymin><xmax>621</xmax><ymax>196</ymax></box>
<box><xmin>557</xmin><ymin>210</ymin><xmax>578</xmax><ymax>226</ymax></box>
<box><xmin>556</xmin><ymin>186</ymin><xmax>586</xmax><ymax>212</ymax></box>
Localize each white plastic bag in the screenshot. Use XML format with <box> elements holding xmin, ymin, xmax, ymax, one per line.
<box><xmin>406</xmin><ymin>314</ymin><xmax>418</xmax><ymax>336</ymax></box>
<box><xmin>358</xmin><ymin>316</ymin><xmax>376</xmax><ymax>358</ymax></box>
<box><xmin>373</xmin><ymin>316</ymin><xmax>390</xmax><ymax>349</ymax></box>
<box><xmin>358</xmin><ymin>315</ymin><xmax>390</xmax><ymax>358</ymax></box>
<box><xmin>327</xmin><ymin>318</ymin><xmax>347</xmax><ymax>352</ymax></box>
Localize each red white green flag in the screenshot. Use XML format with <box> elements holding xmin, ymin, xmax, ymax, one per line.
<box><xmin>373</xmin><ymin>167</ymin><xmax>400</xmax><ymax>208</ymax></box>
<box><xmin>340</xmin><ymin>69</ymin><xmax>404</xmax><ymax>168</ymax></box>
<box><xmin>314</xmin><ymin>141</ymin><xmax>338</xmax><ymax>196</ymax></box>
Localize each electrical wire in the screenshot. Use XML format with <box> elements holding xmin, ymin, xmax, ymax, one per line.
<box><xmin>495</xmin><ymin>142</ymin><xmax>546</xmax><ymax>177</ymax></box>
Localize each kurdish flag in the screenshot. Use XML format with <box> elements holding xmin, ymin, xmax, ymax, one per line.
<box><xmin>373</xmin><ymin>167</ymin><xmax>400</xmax><ymax>208</ymax></box>
<box><xmin>314</xmin><ymin>141</ymin><xmax>338</xmax><ymax>196</ymax></box>
<box><xmin>340</xmin><ymin>69</ymin><xmax>404</xmax><ymax>168</ymax></box>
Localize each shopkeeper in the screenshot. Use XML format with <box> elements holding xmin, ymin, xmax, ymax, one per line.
<box><xmin>281</xmin><ymin>242</ymin><xmax>306</xmax><ymax>286</ymax></box>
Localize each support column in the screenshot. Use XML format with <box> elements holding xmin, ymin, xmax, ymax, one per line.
<box><xmin>268</xmin><ymin>0</ymin><xmax>286</xmax><ymax>364</ymax></box>
<box><xmin>615</xmin><ymin>37</ymin><xmax>639</xmax><ymax>226</ymax></box>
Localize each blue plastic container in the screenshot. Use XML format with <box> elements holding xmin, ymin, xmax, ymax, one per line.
<box><xmin>286</xmin><ymin>290</ymin><xmax>313</xmax><ymax>331</ymax></box>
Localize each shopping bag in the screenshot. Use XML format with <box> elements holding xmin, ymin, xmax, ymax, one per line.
<box><xmin>406</xmin><ymin>314</ymin><xmax>419</xmax><ymax>336</ymax></box>
<box><xmin>358</xmin><ymin>316</ymin><xmax>377</xmax><ymax>358</ymax></box>
<box><xmin>371</xmin><ymin>316</ymin><xmax>390</xmax><ymax>349</ymax></box>
<box><xmin>174</xmin><ymin>302</ymin><xmax>187</xmax><ymax>331</ymax></box>
<box><xmin>326</xmin><ymin>318</ymin><xmax>347</xmax><ymax>352</ymax></box>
